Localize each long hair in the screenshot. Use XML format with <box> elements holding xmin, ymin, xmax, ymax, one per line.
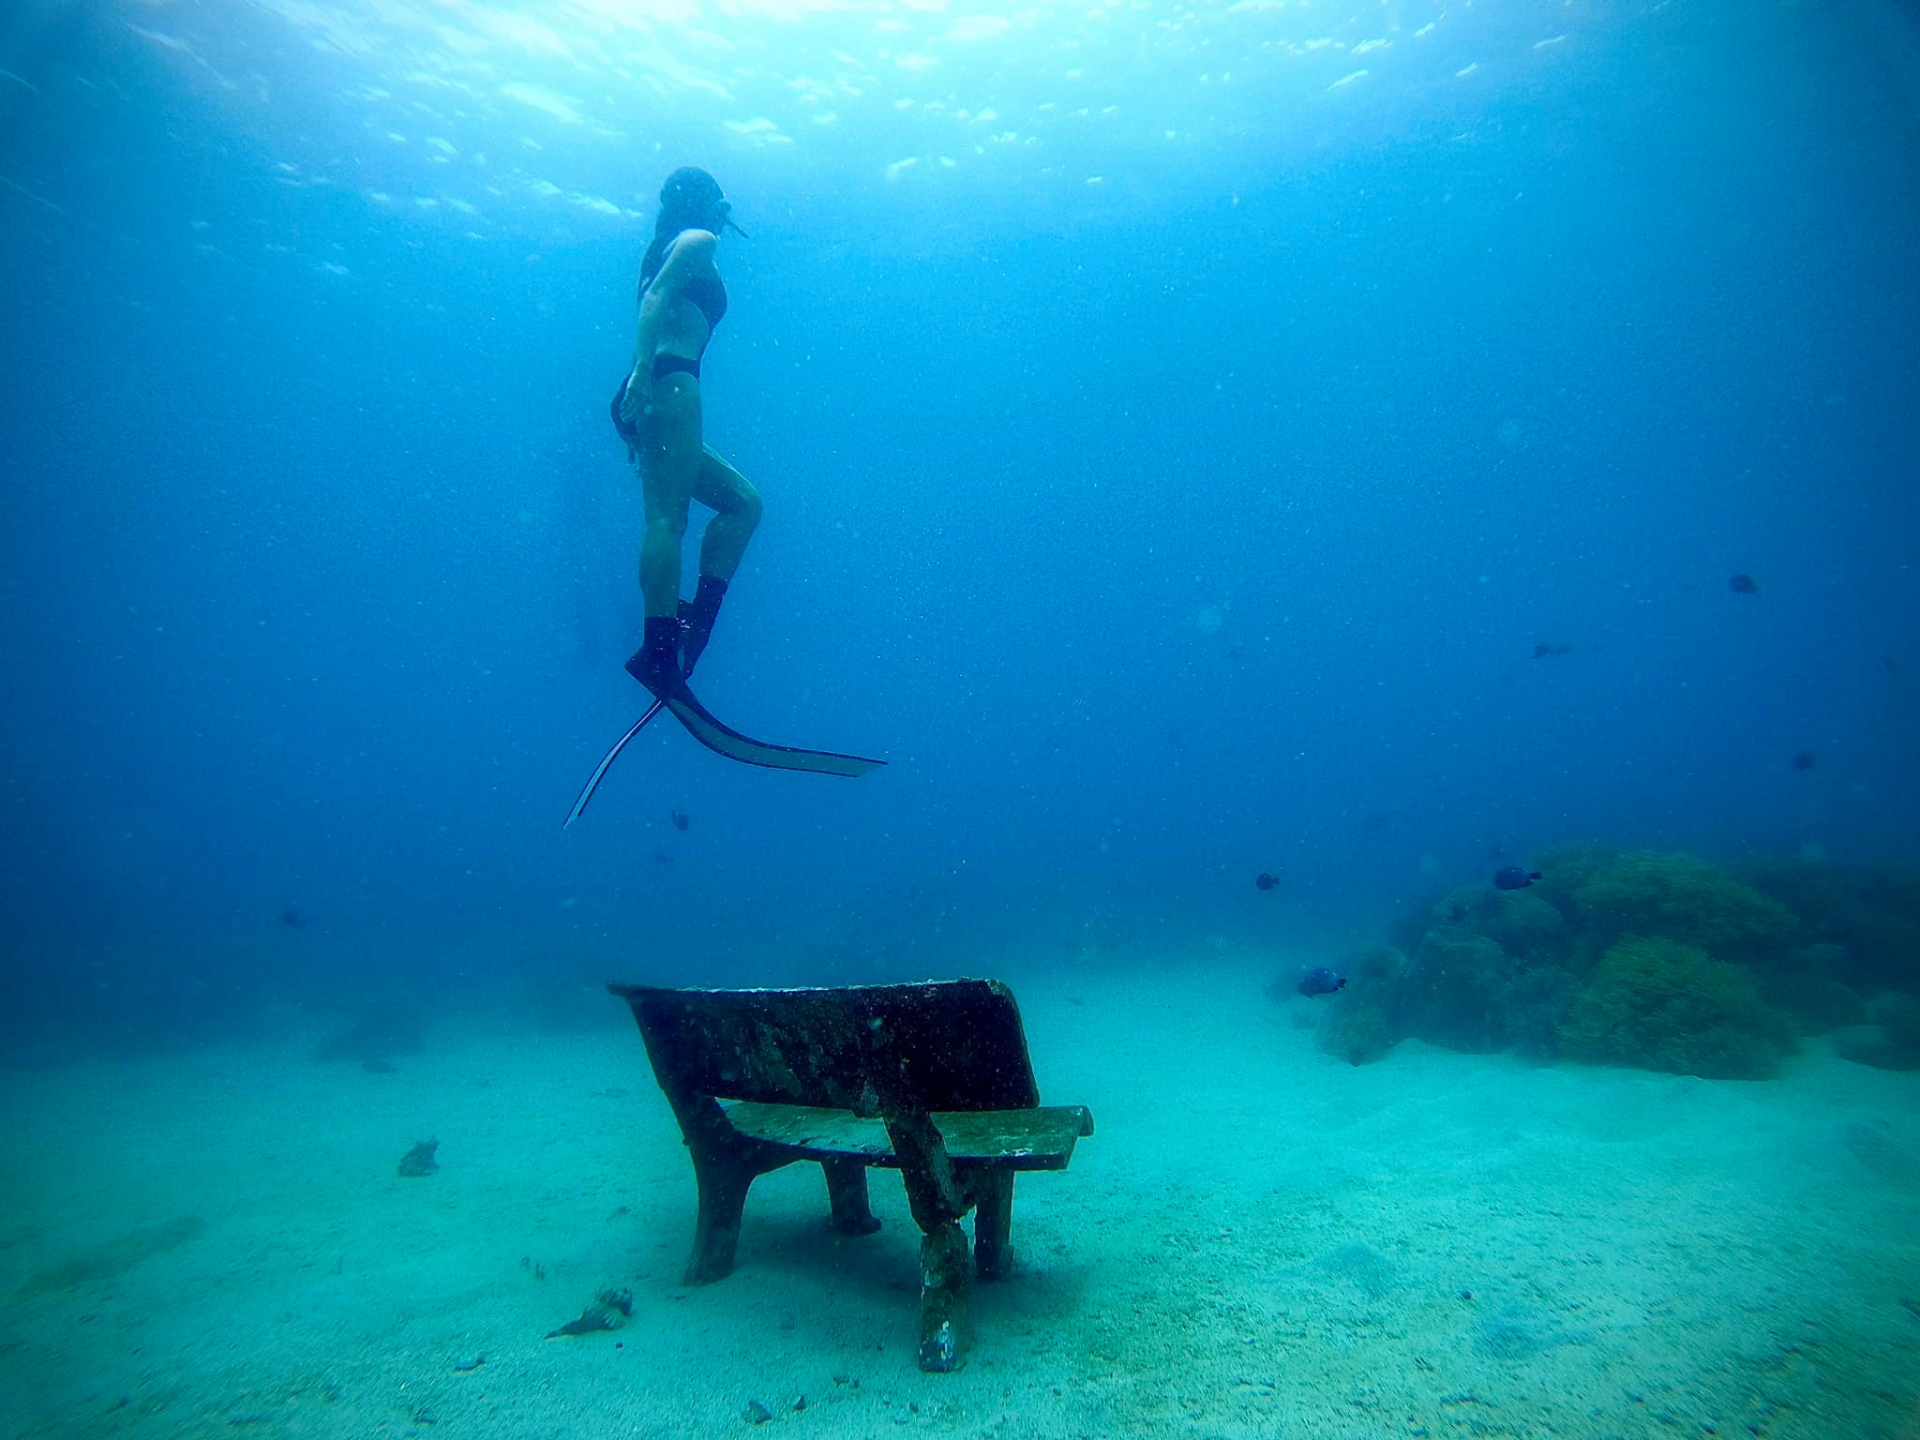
<box><xmin>637</xmin><ymin>166</ymin><xmax>725</xmax><ymax>296</ymax></box>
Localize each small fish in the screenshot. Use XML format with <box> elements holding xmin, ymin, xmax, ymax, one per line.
<box><xmin>1790</xmin><ymin>750</ymin><xmax>1818</xmax><ymax>771</ymax></box>
<box><xmin>1729</xmin><ymin>573</ymin><xmax>1759</xmax><ymax>594</ymax></box>
<box><xmin>280</xmin><ymin>906</ymin><xmax>308</xmax><ymax>930</ymax></box>
<box><xmin>1493</xmin><ymin>865</ymin><xmax>1541</xmax><ymax>890</ymax></box>
<box><xmin>1297</xmin><ymin>967</ymin><xmax>1347</xmax><ymax>997</ymax></box>
<box><xmin>669</xmin><ymin>809</ymin><xmax>690</xmax><ymax>832</ymax></box>
<box><xmin>1530</xmin><ymin>641</ymin><xmax>1573</xmax><ymax>659</ymax></box>
<box><xmin>1254</xmin><ymin>872</ymin><xmax>1280</xmax><ymax>891</ymax></box>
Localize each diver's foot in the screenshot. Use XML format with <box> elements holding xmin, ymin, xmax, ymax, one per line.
<box><xmin>677</xmin><ymin>574</ymin><xmax>729</xmax><ymax>678</ymax></box>
<box><xmin>623</xmin><ymin>649</ymin><xmax>683</xmax><ymax>697</ymax></box>
<box><xmin>626</xmin><ymin>616</ymin><xmax>687</xmax><ymax>699</ymax></box>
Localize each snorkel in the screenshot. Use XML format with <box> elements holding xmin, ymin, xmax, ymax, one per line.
<box><xmin>713</xmin><ymin>197</ymin><xmax>749</xmax><ymax>240</ymax></box>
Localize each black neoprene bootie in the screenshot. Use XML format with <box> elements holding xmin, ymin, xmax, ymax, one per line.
<box><xmin>677</xmin><ymin>574</ymin><xmax>729</xmax><ymax>678</ymax></box>
<box><xmin>624</xmin><ymin>615</ymin><xmax>685</xmax><ymax>697</ymax></box>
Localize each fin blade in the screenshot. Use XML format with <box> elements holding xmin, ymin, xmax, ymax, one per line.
<box><xmin>662</xmin><ymin>688</ymin><xmax>884</xmax><ymax>777</ymax></box>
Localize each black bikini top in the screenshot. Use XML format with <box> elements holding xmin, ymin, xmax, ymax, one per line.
<box><xmin>634</xmin><ymin>269</ymin><xmax>726</xmax><ymax>334</ymax></box>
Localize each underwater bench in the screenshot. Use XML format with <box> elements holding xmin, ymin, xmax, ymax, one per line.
<box><xmin>607</xmin><ymin>978</ymin><xmax>1094</xmax><ymax>1372</ymax></box>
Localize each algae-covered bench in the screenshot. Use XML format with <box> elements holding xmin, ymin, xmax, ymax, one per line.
<box><xmin>607</xmin><ymin>978</ymin><xmax>1094</xmax><ymax>1371</ymax></box>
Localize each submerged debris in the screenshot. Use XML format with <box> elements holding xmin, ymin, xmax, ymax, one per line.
<box><xmin>546</xmin><ymin>1287</ymin><xmax>634</xmax><ymax>1339</ymax></box>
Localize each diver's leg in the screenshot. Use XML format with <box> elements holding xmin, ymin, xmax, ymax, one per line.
<box><xmin>691</xmin><ymin>445</ymin><xmax>763</xmax><ymax>582</ymax></box>
<box><xmin>626</xmin><ymin>374</ymin><xmax>702</xmax><ymax>692</ymax></box>
<box><xmin>633</xmin><ymin>376</ymin><xmax>703</xmax><ymax>615</ymax></box>
<box><xmin>680</xmin><ymin>445</ymin><xmax>764</xmax><ymax>675</ymax></box>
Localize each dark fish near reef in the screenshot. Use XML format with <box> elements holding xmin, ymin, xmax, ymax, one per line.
<box><xmin>1254</xmin><ymin>872</ymin><xmax>1280</xmax><ymax>891</ymax></box>
<box><xmin>669</xmin><ymin>809</ymin><xmax>690</xmax><ymax>831</ymax></box>
<box><xmin>1493</xmin><ymin>866</ymin><xmax>1542</xmax><ymax>890</ymax></box>
<box><xmin>1297</xmin><ymin>967</ymin><xmax>1347</xmax><ymax>997</ymax></box>
<box><xmin>1729</xmin><ymin>573</ymin><xmax>1759</xmax><ymax>594</ymax></box>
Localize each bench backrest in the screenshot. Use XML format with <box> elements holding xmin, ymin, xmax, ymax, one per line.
<box><xmin>608</xmin><ymin>979</ymin><xmax>1042</xmax><ymax>1115</ymax></box>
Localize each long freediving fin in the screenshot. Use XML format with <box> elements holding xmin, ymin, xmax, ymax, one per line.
<box><xmin>657</xmin><ymin>683</ymin><xmax>885</xmax><ymax>778</ymax></box>
<box><xmin>566</xmin><ymin>641</ymin><xmax>885</xmax><ymax>827</ymax></box>
<box><xmin>562</xmin><ymin>699</ymin><xmax>667</xmax><ymax>829</ymax></box>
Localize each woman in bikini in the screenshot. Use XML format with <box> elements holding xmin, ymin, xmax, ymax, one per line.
<box><xmin>612</xmin><ymin>166</ymin><xmax>760</xmax><ymax>698</ymax></box>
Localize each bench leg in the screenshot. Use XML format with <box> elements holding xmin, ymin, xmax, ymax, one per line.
<box><xmin>973</xmin><ymin>1170</ymin><xmax>1016</xmax><ymax>1281</ymax></box>
<box><xmin>822</xmin><ymin>1158</ymin><xmax>882</xmax><ymax>1235</ymax></box>
<box><xmin>685</xmin><ymin>1151</ymin><xmax>756</xmax><ymax>1284</ymax></box>
<box><xmin>917</xmin><ymin>1220</ymin><xmax>972</xmax><ymax>1373</ymax></box>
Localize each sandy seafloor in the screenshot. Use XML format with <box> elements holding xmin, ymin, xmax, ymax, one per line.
<box><xmin>3</xmin><ymin>951</ymin><xmax>1917</xmax><ymax>1440</ymax></box>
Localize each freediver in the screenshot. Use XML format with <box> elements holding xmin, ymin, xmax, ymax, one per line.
<box><xmin>610</xmin><ymin>166</ymin><xmax>760</xmax><ymax>697</ymax></box>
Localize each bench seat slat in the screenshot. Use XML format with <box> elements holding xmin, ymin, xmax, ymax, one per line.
<box><xmin>724</xmin><ymin>1101</ymin><xmax>1094</xmax><ymax>1172</ymax></box>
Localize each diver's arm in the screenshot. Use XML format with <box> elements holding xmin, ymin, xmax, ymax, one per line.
<box><xmin>629</xmin><ymin>290</ymin><xmax>669</xmax><ymax>377</ymax></box>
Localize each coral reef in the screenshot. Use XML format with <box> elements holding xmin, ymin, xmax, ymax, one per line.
<box><xmin>1557</xmin><ymin>936</ymin><xmax>1798</xmax><ymax>1080</ymax></box>
<box><xmin>1282</xmin><ymin>846</ymin><xmax>1917</xmax><ymax>1080</ymax></box>
<box><xmin>1538</xmin><ymin>846</ymin><xmax>1800</xmax><ymax>965</ymax></box>
<box><xmin>1314</xmin><ymin>1000</ymin><xmax>1396</xmax><ymax>1067</ymax></box>
<box><xmin>1431</xmin><ymin>883</ymin><xmax>1574</xmax><ymax>970</ymax></box>
<box><xmin>1740</xmin><ymin>860</ymin><xmax>1920</xmax><ymax>993</ymax></box>
<box><xmin>1748</xmin><ymin>940</ymin><xmax>1868</xmax><ymax>1034</ymax></box>
<box><xmin>1283</xmin><ymin>947</ymin><xmax>1407</xmax><ymax>1066</ymax></box>
<box><xmin>1394</xmin><ymin>922</ymin><xmax>1579</xmax><ymax>1057</ymax></box>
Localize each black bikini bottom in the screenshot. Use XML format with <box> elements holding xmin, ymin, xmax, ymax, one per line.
<box><xmin>610</xmin><ymin>357</ymin><xmax>702</xmax><ymax>446</ymax></box>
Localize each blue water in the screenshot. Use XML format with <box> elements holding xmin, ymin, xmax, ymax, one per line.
<box><xmin>1</xmin><ymin>0</ymin><xmax>1915</xmax><ymax>1054</ymax></box>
